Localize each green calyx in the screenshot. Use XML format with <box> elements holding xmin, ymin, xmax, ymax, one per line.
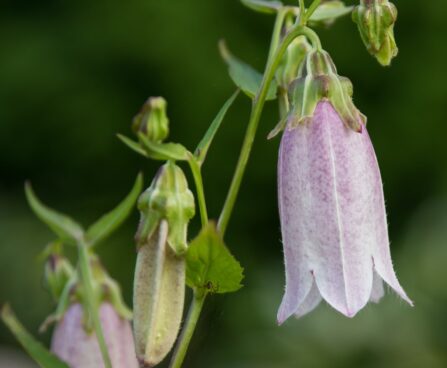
<box><xmin>270</xmin><ymin>48</ymin><xmax>365</xmax><ymax>138</ymax></box>
<box><xmin>136</xmin><ymin>161</ymin><xmax>195</xmax><ymax>255</ymax></box>
<box><xmin>40</xmin><ymin>250</ymin><xmax>131</xmax><ymax>333</ymax></box>
<box><xmin>276</xmin><ymin>33</ymin><xmax>311</xmax><ymax>89</ymax></box>
<box><xmin>132</xmin><ymin>96</ymin><xmax>170</xmax><ymax>142</ymax></box>
<box><xmin>352</xmin><ymin>0</ymin><xmax>398</xmax><ymax>66</ymax></box>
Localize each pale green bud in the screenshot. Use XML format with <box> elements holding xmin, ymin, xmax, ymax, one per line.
<box><xmin>132</xmin><ymin>97</ymin><xmax>170</xmax><ymax>142</ymax></box>
<box><xmin>136</xmin><ymin>161</ymin><xmax>195</xmax><ymax>255</ymax></box>
<box><xmin>133</xmin><ymin>220</ymin><xmax>185</xmax><ymax>367</ymax></box>
<box><xmin>352</xmin><ymin>0</ymin><xmax>398</xmax><ymax>66</ymax></box>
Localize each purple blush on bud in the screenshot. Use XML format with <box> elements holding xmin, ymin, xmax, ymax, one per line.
<box><xmin>277</xmin><ymin>101</ymin><xmax>412</xmax><ymax>324</ymax></box>
<box><xmin>51</xmin><ymin>303</ymin><xmax>138</xmax><ymax>368</ymax></box>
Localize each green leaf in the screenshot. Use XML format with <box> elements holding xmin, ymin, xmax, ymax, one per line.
<box><xmin>186</xmin><ymin>223</ymin><xmax>244</xmax><ymax>294</ymax></box>
<box><xmin>117</xmin><ymin>134</ymin><xmax>149</xmax><ymax>158</ymax></box>
<box><xmin>241</xmin><ymin>0</ymin><xmax>283</xmax><ymax>14</ymax></box>
<box><xmin>1</xmin><ymin>304</ymin><xmax>70</xmax><ymax>368</ymax></box>
<box><xmin>309</xmin><ymin>1</ymin><xmax>353</xmax><ymax>26</ymax></box>
<box><xmin>25</xmin><ymin>183</ymin><xmax>84</xmax><ymax>245</ymax></box>
<box><xmin>138</xmin><ymin>133</ymin><xmax>189</xmax><ymax>161</ymax></box>
<box><xmin>219</xmin><ymin>40</ymin><xmax>277</xmax><ymax>101</ymax></box>
<box><xmin>86</xmin><ymin>173</ymin><xmax>143</xmax><ymax>246</ymax></box>
<box><xmin>195</xmin><ymin>90</ymin><xmax>239</xmax><ymax>165</ymax></box>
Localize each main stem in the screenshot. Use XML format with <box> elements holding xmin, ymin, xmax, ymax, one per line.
<box><xmin>218</xmin><ymin>24</ymin><xmax>321</xmax><ymax>236</ymax></box>
<box><xmin>169</xmin><ymin>290</ymin><xmax>206</xmax><ymax>368</ymax></box>
<box><xmin>78</xmin><ymin>242</ymin><xmax>112</xmax><ymax>368</ymax></box>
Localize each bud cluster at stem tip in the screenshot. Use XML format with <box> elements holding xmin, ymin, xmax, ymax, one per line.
<box><xmin>353</xmin><ymin>0</ymin><xmax>398</xmax><ymax>66</ymax></box>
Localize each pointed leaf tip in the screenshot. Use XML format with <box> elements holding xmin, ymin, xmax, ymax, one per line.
<box><xmin>86</xmin><ymin>173</ymin><xmax>144</xmax><ymax>247</ymax></box>
<box><xmin>25</xmin><ymin>182</ymin><xmax>84</xmax><ymax>245</ymax></box>
<box><xmin>219</xmin><ymin>40</ymin><xmax>277</xmax><ymax>101</ymax></box>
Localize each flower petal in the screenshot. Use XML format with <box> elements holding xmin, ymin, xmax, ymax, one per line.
<box><xmin>277</xmin><ymin>123</ymin><xmax>315</xmax><ymax>325</ymax></box>
<box><xmin>285</xmin><ymin>101</ymin><xmax>375</xmax><ymax>317</ymax></box>
<box><xmin>361</xmin><ymin>129</ymin><xmax>413</xmax><ymax>305</ymax></box>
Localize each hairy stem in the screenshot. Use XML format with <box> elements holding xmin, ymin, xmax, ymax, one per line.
<box><xmin>218</xmin><ymin>24</ymin><xmax>321</xmax><ymax>235</ymax></box>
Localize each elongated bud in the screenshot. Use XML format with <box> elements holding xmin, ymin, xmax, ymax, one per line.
<box><xmin>44</xmin><ymin>254</ymin><xmax>74</xmax><ymax>302</ymax></box>
<box><xmin>132</xmin><ymin>97</ymin><xmax>169</xmax><ymax>142</ymax></box>
<box><xmin>136</xmin><ymin>161</ymin><xmax>195</xmax><ymax>255</ymax></box>
<box><xmin>352</xmin><ymin>0</ymin><xmax>398</xmax><ymax>66</ymax></box>
<box><xmin>276</xmin><ymin>48</ymin><xmax>366</xmax><ymax>136</ymax></box>
<box><xmin>133</xmin><ymin>220</ymin><xmax>185</xmax><ymax>367</ymax></box>
<box><xmin>51</xmin><ymin>303</ymin><xmax>138</xmax><ymax>368</ymax></box>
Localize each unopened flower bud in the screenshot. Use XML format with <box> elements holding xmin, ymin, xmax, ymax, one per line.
<box><xmin>132</xmin><ymin>97</ymin><xmax>169</xmax><ymax>142</ymax></box>
<box><xmin>133</xmin><ymin>220</ymin><xmax>185</xmax><ymax>367</ymax></box>
<box><xmin>352</xmin><ymin>0</ymin><xmax>398</xmax><ymax>66</ymax></box>
<box><xmin>136</xmin><ymin>161</ymin><xmax>195</xmax><ymax>255</ymax></box>
<box><xmin>44</xmin><ymin>254</ymin><xmax>74</xmax><ymax>302</ymax></box>
<box><xmin>282</xmin><ymin>48</ymin><xmax>366</xmax><ymax>134</ymax></box>
<box><xmin>51</xmin><ymin>303</ymin><xmax>139</xmax><ymax>368</ymax></box>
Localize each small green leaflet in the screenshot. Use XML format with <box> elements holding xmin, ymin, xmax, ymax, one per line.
<box><xmin>1</xmin><ymin>305</ymin><xmax>70</xmax><ymax>368</ymax></box>
<box><xmin>186</xmin><ymin>223</ymin><xmax>244</xmax><ymax>294</ymax></box>
<box><xmin>219</xmin><ymin>40</ymin><xmax>277</xmax><ymax>101</ymax></box>
<box><xmin>195</xmin><ymin>90</ymin><xmax>239</xmax><ymax>165</ymax></box>
<box><xmin>241</xmin><ymin>0</ymin><xmax>283</xmax><ymax>14</ymax></box>
<box><xmin>117</xmin><ymin>134</ymin><xmax>149</xmax><ymax>158</ymax></box>
<box><xmin>138</xmin><ymin>133</ymin><xmax>189</xmax><ymax>161</ymax></box>
<box><xmin>25</xmin><ymin>183</ymin><xmax>84</xmax><ymax>245</ymax></box>
<box><xmin>309</xmin><ymin>1</ymin><xmax>353</xmax><ymax>26</ymax></box>
<box><xmin>85</xmin><ymin>173</ymin><xmax>143</xmax><ymax>246</ymax></box>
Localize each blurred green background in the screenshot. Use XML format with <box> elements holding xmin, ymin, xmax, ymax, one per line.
<box><xmin>1</xmin><ymin>0</ymin><xmax>446</xmax><ymax>367</ymax></box>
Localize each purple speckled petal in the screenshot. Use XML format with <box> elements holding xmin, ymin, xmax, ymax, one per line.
<box><xmin>277</xmin><ymin>120</ymin><xmax>315</xmax><ymax>325</ymax></box>
<box><xmin>277</xmin><ymin>101</ymin><xmax>411</xmax><ymax>322</ymax></box>
<box><xmin>51</xmin><ymin>303</ymin><xmax>138</xmax><ymax>368</ymax></box>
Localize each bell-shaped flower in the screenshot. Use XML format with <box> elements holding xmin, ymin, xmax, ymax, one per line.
<box><xmin>51</xmin><ymin>303</ymin><xmax>138</xmax><ymax>368</ymax></box>
<box><xmin>276</xmin><ymin>48</ymin><xmax>412</xmax><ymax>324</ymax></box>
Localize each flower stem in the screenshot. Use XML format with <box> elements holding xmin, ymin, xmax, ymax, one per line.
<box><xmin>188</xmin><ymin>156</ymin><xmax>208</xmax><ymax>227</ymax></box>
<box><xmin>299</xmin><ymin>0</ymin><xmax>306</xmax><ymax>25</ymax></box>
<box><xmin>303</xmin><ymin>0</ymin><xmax>322</xmax><ymax>24</ymax></box>
<box><xmin>218</xmin><ymin>24</ymin><xmax>322</xmax><ymax>235</ymax></box>
<box><xmin>78</xmin><ymin>242</ymin><xmax>112</xmax><ymax>368</ymax></box>
<box><xmin>169</xmin><ymin>290</ymin><xmax>206</xmax><ymax>368</ymax></box>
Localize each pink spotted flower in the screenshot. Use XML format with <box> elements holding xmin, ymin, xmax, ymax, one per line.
<box><xmin>275</xmin><ymin>49</ymin><xmax>412</xmax><ymax>324</ymax></box>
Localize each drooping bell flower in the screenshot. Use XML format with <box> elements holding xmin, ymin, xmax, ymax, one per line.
<box><xmin>45</xmin><ymin>253</ymin><xmax>138</xmax><ymax>367</ymax></box>
<box><xmin>51</xmin><ymin>303</ymin><xmax>138</xmax><ymax>368</ymax></box>
<box><xmin>275</xmin><ymin>48</ymin><xmax>412</xmax><ymax>324</ymax></box>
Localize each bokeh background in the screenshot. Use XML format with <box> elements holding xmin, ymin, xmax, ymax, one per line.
<box><xmin>1</xmin><ymin>0</ymin><xmax>446</xmax><ymax>367</ymax></box>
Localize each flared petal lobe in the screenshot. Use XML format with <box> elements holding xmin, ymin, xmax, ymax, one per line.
<box><xmin>278</xmin><ymin>101</ymin><xmax>411</xmax><ymax>323</ymax></box>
